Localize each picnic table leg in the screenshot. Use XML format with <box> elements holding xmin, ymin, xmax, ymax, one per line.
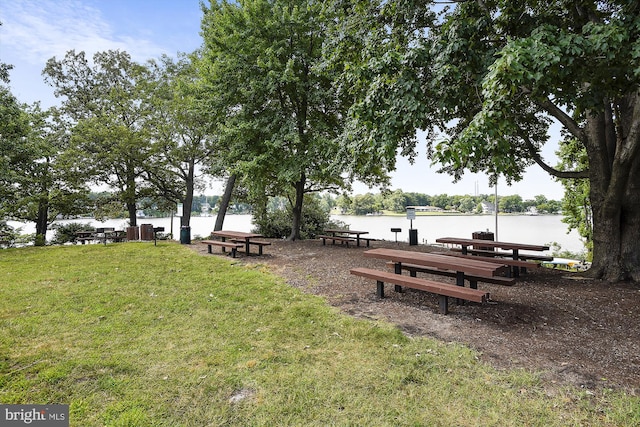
<box><xmin>221</xmin><ymin>237</ymin><xmax>227</xmax><ymax>253</ymax></box>
<box><xmin>393</xmin><ymin>262</ymin><xmax>403</xmax><ymax>293</ymax></box>
<box><xmin>461</xmin><ymin>245</ymin><xmax>468</xmax><ymax>255</ymax></box>
<box><xmin>455</xmin><ymin>271</ymin><xmax>465</xmax><ymax>305</ymax></box>
<box><xmin>377</xmin><ymin>280</ymin><xmax>385</xmax><ymax>298</ymax></box>
<box><xmin>245</xmin><ymin>239</ymin><xmax>250</xmax><ymax>255</ymax></box>
<box><xmin>356</xmin><ymin>235</ymin><xmax>361</xmax><ymax>247</ymax></box>
<box><xmin>512</xmin><ymin>249</ymin><xmax>520</xmax><ymax>277</ymax></box>
<box><xmin>438</xmin><ymin>296</ymin><xmax>449</xmax><ymax>314</ymax></box>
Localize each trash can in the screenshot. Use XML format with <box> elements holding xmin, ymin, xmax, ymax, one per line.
<box><xmin>472</xmin><ymin>231</ymin><xmax>494</xmax><ymax>250</ymax></box>
<box><xmin>180</xmin><ymin>226</ymin><xmax>191</xmax><ymax>244</ymax></box>
<box><xmin>140</xmin><ymin>224</ymin><xmax>154</xmax><ymax>241</ymax></box>
<box><xmin>409</xmin><ymin>229</ymin><xmax>418</xmax><ymax>246</ymax></box>
<box><xmin>126</xmin><ymin>226</ymin><xmax>139</xmax><ymax>241</ymax></box>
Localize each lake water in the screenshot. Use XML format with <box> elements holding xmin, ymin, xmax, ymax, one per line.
<box><xmin>10</xmin><ymin>213</ymin><xmax>584</xmax><ymax>254</ymax></box>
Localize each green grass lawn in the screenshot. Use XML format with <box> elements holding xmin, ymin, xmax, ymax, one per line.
<box><xmin>1</xmin><ymin>242</ymin><xmax>638</xmax><ymax>426</ymax></box>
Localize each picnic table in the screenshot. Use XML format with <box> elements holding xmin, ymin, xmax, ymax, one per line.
<box><xmin>363</xmin><ymin>248</ymin><xmax>507</xmax><ymax>288</ymax></box>
<box><xmin>75</xmin><ymin>230</ymin><xmax>95</xmax><ymax>244</ymax></box>
<box><xmin>351</xmin><ymin>248</ymin><xmax>508</xmax><ymax>314</ymax></box>
<box><xmin>435</xmin><ymin>237</ymin><xmax>550</xmax><ymax>277</ymax></box>
<box><xmin>321</xmin><ymin>228</ymin><xmax>372</xmax><ymax>247</ymax></box>
<box><xmin>209</xmin><ymin>230</ymin><xmax>270</xmax><ymax>255</ymax></box>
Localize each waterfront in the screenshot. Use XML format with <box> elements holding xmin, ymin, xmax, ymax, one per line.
<box><xmin>10</xmin><ymin>213</ymin><xmax>584</xmax><ymax>255</ymax></box>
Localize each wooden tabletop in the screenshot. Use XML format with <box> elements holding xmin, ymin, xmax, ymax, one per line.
<box><xmin>363</xmin><ymin>248</ymin><xmax>505</xmax><ymax>277</ymax></box>
<box><xmin>436</xmin><ymin>237</ymin><xmax>549</xmax><ymax>252</ymax></box>
<box><xmin>324</xmin><ymin>229</ymin><xmax>369</xmax><ymax>235</ymax></box>
<box><xmin>211</xmin><ymin>230</ymin><xmax>263</xmax><ymax>239</ymax></box>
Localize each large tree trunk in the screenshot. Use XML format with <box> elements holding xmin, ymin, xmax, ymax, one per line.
<box><xmin>127</xmin><ymin>202</ymin><xmax>137</xmax><ymax>227</ymax></box>
<box><xmin>214</xmin><ymin>174</ymin><xmax>236</xmax><ymax>231</ymax></box>
<box><xmin>288</xmin><ymin>174</ymin><xmax>305</xmax><ymax>241</ymax></box>
<box><xmin>586</xmin><ymin>94</ymin><xmax>640</xmax><ymax>282</ymax></box>
<box><xmin>35</xmin><ymin>196</ymin><xmax>49</xmax><ymax>246</ymax></box>
<box><xmin>125</xmin><ymin>174</ymin><xmax>138</xmax><ymax>226</ymax></box>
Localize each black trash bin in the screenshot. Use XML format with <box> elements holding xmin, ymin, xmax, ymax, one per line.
<box><xmin>409</xmin><ymin>229</ymin><xmax>418</xmax><ymax>246</ymax></box>
<box><xmin>180</xmin><ymin>226</ymin><xmax>191</xmax><ymax>244</ymax></box>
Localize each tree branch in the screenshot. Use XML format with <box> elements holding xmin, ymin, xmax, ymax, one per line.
<box><xmin>533</xmin><ymin>95</ymin><xmax>584</xmax><ymax>139</ymax></box>
<box><xmin>520</xmin><ymin>131</ymin><xmax>589</xmax><ymax>179</ymax></box>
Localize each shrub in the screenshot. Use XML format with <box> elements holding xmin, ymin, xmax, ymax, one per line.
<box><xmin>50</xmin><ymin>222</ymin><xmax>95</xmax><ymax>245</ymax></box>
<box><xmin>254</xmin><ymin>196</ymin><xmax>345</xmax><ymax>239</ymax></box>
<box><xmin>0</xmin><ymin>221</ymin><xmax>34</xmax><ymax>248</ymax></box>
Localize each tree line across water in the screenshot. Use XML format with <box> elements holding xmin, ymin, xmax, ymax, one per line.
<box><xmin>87</xmin><ymin>190</ymin><xmax>562</xmax><ymax>219</ymax></box>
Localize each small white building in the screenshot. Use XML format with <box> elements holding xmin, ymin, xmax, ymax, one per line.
<box><xmin>480</xmin><ymin>201</ymin><xmax>496</xmax><ymax>214</ymax></box>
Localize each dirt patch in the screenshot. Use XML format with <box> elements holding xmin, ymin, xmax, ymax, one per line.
<box><xmin>189</xmin><ymin>239</ymin><xmax>640</xmax><ymax>393</ymax></box>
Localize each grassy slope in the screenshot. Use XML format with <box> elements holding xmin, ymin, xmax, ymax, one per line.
<box><xmin>0</xmin><ymin>243</ymin><xmax>637</xmax><ymax>426</ymax></box>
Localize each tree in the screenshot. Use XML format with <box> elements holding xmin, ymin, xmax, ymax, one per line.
<box><xmin>200</xmin><ymin>0</ymin><xmax>374</xmax><ymax>240</ymax></box>
<box><xmin>1</xmin><ymin>54</ymin><xmax>88</xmax><ymax>245</ymax></box>
<box><xmin>143</xmin><ymin>54</ymin><xmax>221</xmax><ymax>230</ymax></box>
<box><xmin>0</xmin><ymin>80</ymin><xmax>30</xmax><ymax>211</ymax></box>
<box><xmin>499</xmin><ymin>195</ymin><xmax>524</xmax><ymax>213</ymax></box>
<box><xmin>383</xmin><ymin>189</ymin><xmax>408</xmax><ymax>212</ymax></box>
<box><xmin>326</xmin><ymin>1</ymin><xmax>640</xmax><ymax>282</ymax></box>
<box><xmin>43</xmin><ymin>50</ymin><xmax>152</xmax><ymax>226</ymax></box>
<box><xmin>11</xmin><ymin>106</ymin><xmax>90</xmax><ymax>244</ymax></box>
<box><xmin>558</xmin><ymin>137</ymin><xmax>593</xmax><ymax>258</ymax></box>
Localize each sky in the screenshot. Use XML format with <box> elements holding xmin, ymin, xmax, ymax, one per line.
<box><xmin>1</xmin><ymin>0</ymin><xmax>566</xmax><ymax>200</ymax></box>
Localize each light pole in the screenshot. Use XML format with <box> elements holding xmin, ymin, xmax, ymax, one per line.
<box><xmin>494</xmin><ymin>179</ymin><xmax>499</xmax><ymax>241</ymax></box>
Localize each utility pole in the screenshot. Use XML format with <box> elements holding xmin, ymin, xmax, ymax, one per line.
<box><xmin>494</xmin><ymin>180</ymin><xmax>499</xmax><ymax>241</ymax></box>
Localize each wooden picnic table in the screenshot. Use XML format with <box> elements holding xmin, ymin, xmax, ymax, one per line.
<box><xmin>355</xmin><ymin>248</ymin><xmax>505</xmax><ymax>313</ymax></box>
<box><xmin>323</xmin><ymin>228</ymin><xmax>370</xmax><ymax>247</ymax></box>
<box><xmin>363</xmin><ymin>248</ymin><xmax>506</xmax><ymax>288</ymax></box>
<box><xmin>435</xmin><ymin>237</ymin><xmax>549</xmax><ymax>256</ymax></box>
<box><xmin>435</xmin><ymin>237</ymin><xmax>550</xmax><ymax>277</ymax></box>
<box><xmin>210</xmin><ymin>230</ymin><xmax>265</xmax><ymax>255</ymax></box>
<box><xmin>75</xmin><ymin>230</ymin><xmax>95</xmax><ymax>244</ymax></box>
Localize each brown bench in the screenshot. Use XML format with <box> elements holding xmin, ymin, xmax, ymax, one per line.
<box><xmin>450</xmin><ymin>247</ymin><xmax>553</xmax><ymax>262</ymax></box>
<box><xmin>231</xmin><ymin>239</ymin><xmax>271</xmax><ymax>255</ymax></box>
<box><xmin>317</xmin><ymin>235</ymin><xmax>356</xmax><ymax>247</ymax></box>
<box><xmin>359</xmin><ymin>237</ymin><xmax>378</xmax><ymax>247</ymax></box>
<box><xmin>445</xmin><ymin>252</ymin><xmax>540</xmax><ymax>277</ymax></box>
<box><xmin>385</xmin><ymin>262</ymin><xmax>515</xmax><ymax>288</ymax></box>
<box><xmin>201</xmin><ymin>240</ymin><xmax>244</xmax><ymax>258</ymax></box>
<box><xmin>350</xmin><ymin>267</ymin><xmax>490</xmax><ymax>315</ymax></box>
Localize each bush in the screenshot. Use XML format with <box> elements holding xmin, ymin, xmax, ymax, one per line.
<box><xmin>254</xmin><ymin>196</ymin><xmax>345</xmax><ymax>239</ymax></box>
<box><xmin>0</xmin><ymin>221</ymin><xmax>34</xmax><ymax>248</ymax></box>
<box><xmin>50</xmin><ymin>222</ymin><xmax>95</xmax><ymax>245</ymax></box>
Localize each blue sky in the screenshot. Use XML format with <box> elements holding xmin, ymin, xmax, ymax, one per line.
<box><xmin>0</xmin><ymin>0</ymin><xmax>566</xmax><ymax>200</ymax></box>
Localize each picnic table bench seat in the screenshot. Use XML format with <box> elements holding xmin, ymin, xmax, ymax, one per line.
<box><xmin>445</xmin><ymin>252</ymin><xmax>540</xmax><ymax>277</ymax></box>
<box><xmin>385</xmin><ymin>261</ymin><xmax>515</xmax><ymax>287</ymax></box>
<box><xmin>358</xmin><ymin>237</ymin><xmax>378</xmax><ymax>247</ymax></box>
<box><xmin>350</xmin><ymin>267</ymin><xmax>490</xmax><ymax>315</ymax></box>
<box><xmin>317</xmin><ymin>235</ymin><xmax>356</xmax><ymax>247</ymax></box>
<box><xmin>200</xmin><ymin>240</ymin><xmax>244</xmax><ymax>258</ymax></box>
<box><xmin>230</xmin><ymin>238</ymin><xmax>271</xmax><ymax>255</ymax></box>
<box><xmin>450</xmin><ymin>247</ymin><xmax>553</xmax><ymax>262</ymax></box>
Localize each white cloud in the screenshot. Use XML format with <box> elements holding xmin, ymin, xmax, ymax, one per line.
<box><xmin>1</xmin><ymin>0</ymin><xmax>165</xmax><ymax>65</ymax></box>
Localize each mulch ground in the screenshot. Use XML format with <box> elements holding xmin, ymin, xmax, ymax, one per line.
<box><xmin>188</xmin><ymin>238</ymin><xmax>640</xmax><ymax>394</ymax></box>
